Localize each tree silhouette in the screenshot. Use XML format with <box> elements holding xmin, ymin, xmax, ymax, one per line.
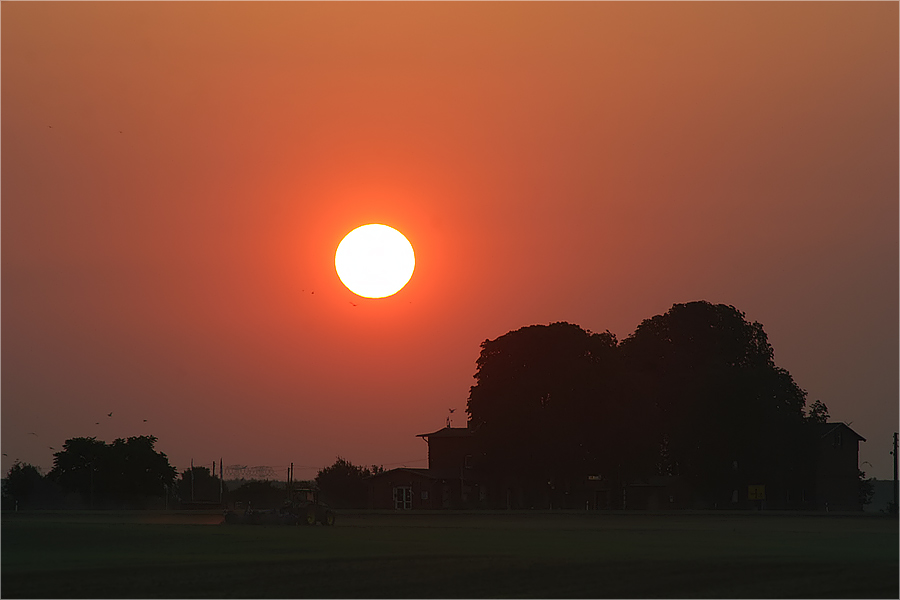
<box><xmin>176</xmin><ymin>466</ymin><xmax>225</xmax><ymax>504</ymax></box>
<box><xmin>107</xmin><ymin>436</ymin><xmax>177</xmax><ymax>503</ymax></box>
<box><xmin>48</xmin><ymin>435</ymin><xmax>175</xmax><ymax>508</ymax></box>
<box><xmin>620</xmin><ymin>301</ymin><xmax>809</xmax><ymax>503</ymax></box>
<box><xmin>805</xmin><ymin>399</ymin><xmax>830</xmax><ymax>424</ymax></box>
<box><xmin>48</xmin><ymin>437</ymin><xmax>107</xmax><ymax>505</ymax></box>
<box><xmin>467</xmin><ymin>322</ymin><xmax>623</xmax><ymax>500</ymax></box>
<box><xmin>2</xmin><ymin>462</ymin><xmax>62</xmax><ymax>509</ymax></box>
<box><xmin>316</xmin><ymin>457</ymin><xmax>374</xmax><ymax>508</ymax></box>
<box><xmin>466</xmin><ymin>302</ymin><xmax>818</xmax><ymax>508</ymax></box>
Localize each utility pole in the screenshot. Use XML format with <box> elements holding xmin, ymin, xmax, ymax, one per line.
<box><xmin>893</xmin><ymin>432</ymin><xmax>898</xmax><ymax>515</ymax></box>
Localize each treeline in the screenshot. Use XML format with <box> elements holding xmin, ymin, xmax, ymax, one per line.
<box><xmin>2</xmin><ymin>436</ymin><xmax>381</xmax><ymax>510</ymax></box>
<box><xmin>467</xmin><ymin>301</ymin><xmax>836</xmax><ymax>508</ymax></box>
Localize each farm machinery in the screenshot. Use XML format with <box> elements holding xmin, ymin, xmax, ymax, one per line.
<box><xmin>224</xmin><ymin>487</ymin><xmax>335</xmax><ymax>526</ymax></box>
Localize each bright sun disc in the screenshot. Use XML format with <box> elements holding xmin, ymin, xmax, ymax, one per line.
<box><xmin>335</xmin><ymin>224</ymin><xmax>415</xmax><ymax>298</ymax></box>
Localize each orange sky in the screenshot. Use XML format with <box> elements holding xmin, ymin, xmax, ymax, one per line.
<box><xmin>3</xmin><ymin>2</ymin><xmax>897</xmax><ymax>481</ymax></box>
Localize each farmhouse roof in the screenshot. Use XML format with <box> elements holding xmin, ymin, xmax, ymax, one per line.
<box><xmin>368</xmin><ymin>467</ymin><xmax>439</xmax><ymax>480</ymax></box>
<box><xmin>416</xmin><ymin>426</ymin><xmax>473</xmax><ymax>439</ymax></box>
<box><xmin>817</xmin><ymin>422</ymin><xmax>866</xmax><ymax>442</ymax></box>
<box><xmin>368</xmin><ymin>466</ymin><xmax>483</xmax><ymax>482</ymax></box>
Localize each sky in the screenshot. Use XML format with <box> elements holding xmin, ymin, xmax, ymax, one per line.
<box><xmin>2</xmin><ymin>2</ymin><xmax>897</xmax><ymax>482</ymax></box>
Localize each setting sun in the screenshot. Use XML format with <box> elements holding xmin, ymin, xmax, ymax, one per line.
<box><xmin>335</xmin><ymin>224</ymin><xmax>415</xmax><ymax>298</ymax></box>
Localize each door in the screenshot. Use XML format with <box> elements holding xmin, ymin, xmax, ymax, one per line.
<box><xmin>393</xmin><ymin>486</ymin><xmax>412</xmax><ymax>510</ymax></box>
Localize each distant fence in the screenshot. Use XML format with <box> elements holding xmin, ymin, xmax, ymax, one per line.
<box><xmin>223</xmin><ymin>465</ymin><xmax>278</xmax><ymax>480</ymax></box>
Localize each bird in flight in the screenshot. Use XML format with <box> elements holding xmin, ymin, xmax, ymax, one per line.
<box><xmin>143</xmin><ymin>419</ymin><xmax>148</xmax><ymax>423</ymax></box>
<box><xmin>28</xmin><ymin>432</ymin><xmax>37</xmax><ymax>436</ymax></box>
<box><xmin>107</xmin><ymin>412</ymin><xmax>113</xmax><ymax>417</ymax></box>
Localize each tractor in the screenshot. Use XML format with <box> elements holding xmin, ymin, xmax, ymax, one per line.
<box><xmin>223</xmin><ymin>487</ymin><xmax>335</xmax><ymax>526</ymax></box>
<box><xmin>282</xmin><ymin>487</ymin><xmax>336</xmax><ymax>526</ymax></box>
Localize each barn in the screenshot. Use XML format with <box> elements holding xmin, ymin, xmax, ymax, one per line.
<box><xmin>368</xmin><ymin>426</ymin><xmax>486</xmax><ymax>509</ymax></box>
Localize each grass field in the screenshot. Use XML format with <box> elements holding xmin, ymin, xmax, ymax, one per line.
<box><xmin>2</xmin><ymin>510</ymin><xmax>897</xmax><ymax>598</ymax></box>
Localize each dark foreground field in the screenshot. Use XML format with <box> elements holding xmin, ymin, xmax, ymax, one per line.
<box><xmin>2</xmin><ymin>510</ymin><xmax>897</xmax><ymax>598</ymax></box>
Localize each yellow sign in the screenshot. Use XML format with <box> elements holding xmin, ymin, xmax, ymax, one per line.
<box><xmin>748</xmin><ymin>485</ymin><xmax>766</xmax><ymax>500</ymax></box>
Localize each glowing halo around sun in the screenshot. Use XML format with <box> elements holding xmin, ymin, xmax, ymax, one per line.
<box><xmin>335</xmin><ymin>224</ymin><xmax>416</xmax><ymax>298</ymax></box>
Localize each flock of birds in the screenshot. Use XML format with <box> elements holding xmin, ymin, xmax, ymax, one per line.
<box><xmin>4</xmin><ymin>410</ymin><xmax>152</xmax><ymax>460</ymax></box>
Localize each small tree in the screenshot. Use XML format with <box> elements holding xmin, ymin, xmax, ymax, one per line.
<box><xmin>316</xmin><ymin>457</ymin><xmax>373</xmax><ymax>508</ymax></box>
<box><xmin>176</xmin><ymin>466</ymin><xmax>226</xmax><ymax>504</ymax></box>
<box><xmin>2</xmin><ymin>462</ymin><xmax>62</xmax><ymax>510</ymax></box>
<box><xmin>805</xmin><ymin>400</ymin><xmax>830</xmax><ymax>424</ymax></box>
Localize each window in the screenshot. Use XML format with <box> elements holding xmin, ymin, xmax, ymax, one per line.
<box><xmin>464</xmin><ymin>454</ymin><xmax>473</xmax><ymax>469</ymax></box>
<box><xmin>421</xmin><ymin>491</ymin><xmax>429</xmax><ymax>500</ymax></box>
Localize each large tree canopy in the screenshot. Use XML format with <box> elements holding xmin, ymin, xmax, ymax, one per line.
<box><xmin>48</xmin><ymin>435</ymin><xmax>176</xmax><ymax>508</ymax></box>
<box><xmin>466</xmin><ymin>302</ymin><xmax>816</xmax><ymax>507</ymax></box>
<box><xmin>467</xmin><ymin>322</ymin><xmax>622</xmax><ymax>486</ymax></box>
<box><xmin>620</xmin><ymin>302</ymin><xmax>810</xmax><ymax>499</ymax></box>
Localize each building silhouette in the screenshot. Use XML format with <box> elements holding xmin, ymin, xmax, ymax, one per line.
<box><xmin>368</xmin><ymin>422</ymin><xmax>867</xmax><ymax>511</ymax></box>
<box><xmin>368</xmin><ymin>426</ymin><xmax>482</xmax><ymax>510</ymax></box>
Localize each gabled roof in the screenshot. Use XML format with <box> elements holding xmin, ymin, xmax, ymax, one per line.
<box><xmin>817</xmin><ymin>422</ymin><xmax>866</xmax><ymax>442</ymax></box>
<box><xmin>368</xmin><ymin>467</ymin><xmax>438</xmax><ymax>480</ymax></box>
<box><xmin>367</xmin><ymin>466</ymin><xmax>484</xmax><ymax>482</ymax></box>
<box><xmin>416</xmin><ymin>426</ymin><xmax>473</xmax><ymax>439</ymax></box>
